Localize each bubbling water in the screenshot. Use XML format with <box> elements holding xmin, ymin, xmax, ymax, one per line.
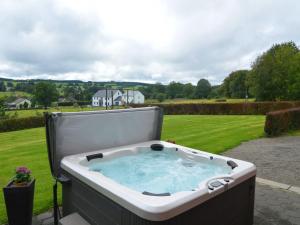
<box><xmin>89</xmin><ymin>149</ymin><xmax>231</xmax><ymax>194</ymax></box>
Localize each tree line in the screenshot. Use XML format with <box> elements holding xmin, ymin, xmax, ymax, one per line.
<box><xmin>140</xmin><ymin>41</ymin><xmax>300</xmax><ymax>101</ymax></box>
<box><xmin>1</xmin><ymin>41</ymin><xmax>300</xmax><ymax>108</ymax></box>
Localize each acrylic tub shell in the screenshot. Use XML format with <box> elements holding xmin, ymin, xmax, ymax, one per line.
<box><xmin>61</xmin><ymin>140</ymin><xmax>256</xmax><ymax>221</ymax></box>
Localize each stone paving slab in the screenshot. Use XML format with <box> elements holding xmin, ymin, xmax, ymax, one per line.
<box><xmin>224</xmin><ymin>136</ymin><xmax>300</xmax><ymax>187</ymax></box>
<box><xmin>32</xmin><ymin>210</ymin><xmax>54</xmax><ymax>225</ymax></box>
<box><xmin>255</xmin><ymin>183</ymin><xmax>300</xmax><ymax>225</ymax></box>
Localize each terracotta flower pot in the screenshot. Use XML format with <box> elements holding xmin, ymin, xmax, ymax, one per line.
<box><xmin>3</xmin><ymin>179</ymin><xmax>35</xmax><ymax>225</ymax></box>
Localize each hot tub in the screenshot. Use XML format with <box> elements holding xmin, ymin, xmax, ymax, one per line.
<box><xmin>45</xmin><ymin>107</ymin><xmax>256</xmax><ymax>225</ymax></box>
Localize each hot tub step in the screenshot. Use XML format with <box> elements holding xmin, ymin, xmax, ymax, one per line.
<box><xmin>59</xmin><ymin>213</ymin><xmax>90</xmax><ymax>225</ymax></box>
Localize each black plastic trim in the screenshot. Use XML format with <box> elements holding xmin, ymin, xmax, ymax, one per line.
<box><xmin>142</xmin><ymin>191</ymin><xmax>171</xmax><ymax>196</ymax></box>
<box><xmin>150</xmin><ymin>144</ymin><xmax>164</xmax><ymax>151</ymax></box>
<box><xmin>86</xmin><ymin>153</ymin><xmax>103</xmax><ymax>161</ymax></box>
<box><xmin>227</xmin><ymin>160</ymin><xmax>238</xmax><ymax>169</ymax></box>
<box><xmin>44</xmin><ymin>112</ymin><xmax>55</xmax><ymax>177</ymax></box>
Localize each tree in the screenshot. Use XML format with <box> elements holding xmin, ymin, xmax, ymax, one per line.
<box><xmin>194</xmin><ymin>79</ymin><xmax>211</xmax><ymax>98</ymax></box>
<box><xmin>209</xmin><ymin>85</ymin><xmax>222</xmax><ymax>98</ymax></box>
<box><xmin>156</xmin><ymin>93</ymin><xmax>166</xmax><ymax>102</ymax></box>
<box><xmin>0</xmin><ymin>98</ymin><xmax>6</xmax><ymax>119</ymax></box>
<box><xmin>166</xmin><ymin>82</ymin><xmax>184</xmax><ymax>99</ymax></box>
<box><xmin>152</xmin><ymin>83</ymin><xmax>166</xmax><ymax>94</ymax></box>
<box><xmin>82</xmin><ymin>85</ymin><xmax>102</xmax><ymax>101</ymax></box>
<box><xmin>183</xmin><ymin>83</ymin><xmax>195</xmax><ymax>98</ymax></box>
<box><xmin>15</xmin><ymin>82</ymin><xmax>35</xmax><ymax>93</ymax></box>
<box><xmin>250</xmin><ymin>41</ymin><xmax>300</xmax><ymax>101</ymax></box>
<box><xmin>34</xmin><ymin>82</ymin><xmax>59</xmax><ymax>108</ymax></box>
<box><xmin>0</xmin><ymin>81</ymin><xmax>6</xmax><ymax>91</ymax></box>
<box><xmin>286</xmin><ymin>52</ymin><xmax>300</xmax><ymax>100</ymax></box>
<box><xmin>6</xmin><ymin>82</ymin><xmax>13</xmax><ymax>88</ymax></box>
<box><xmin>63</xmin><ymin>85</ymin><xmax>83</xmax><ymax>100</ymax></box>
<box><xmin>222</xmin><ymin>70</ymin><xmax>249</xmax><ymax>98</ymax></box>
<box><xmin>23</xmin><ymin>101</ymin><xmax>29</xmax><ymax>109</ymax></box>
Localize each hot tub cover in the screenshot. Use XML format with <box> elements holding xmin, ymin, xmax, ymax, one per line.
<box><xmin>45</xmin><ymin>107</ymin><xmax>163</xmax><ymax>178</ymax></box>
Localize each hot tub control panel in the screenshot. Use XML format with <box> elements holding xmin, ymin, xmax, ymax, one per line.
<box><xmin>208</xmin><ymin>178</ymin><xmax>233</xmax><ymax>192</ymax></box>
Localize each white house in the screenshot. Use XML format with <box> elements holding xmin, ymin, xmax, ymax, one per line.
<box><xmin>122</xmin><ymin>90</ymin><xmax>145</xmax><ymax>104</ymax></box>
<box><xmin>92</xmin><ymin>89</ymin><xmax>123</xmax><ymax>107</ymax></box>
<box><xmin>6</xmin><ymin>98</ymin><xmax>32</xmax><ymax>109</ymax></box>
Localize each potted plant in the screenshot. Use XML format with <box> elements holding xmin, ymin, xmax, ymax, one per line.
<box><xmin>3</xmin><ymin>166</ymin><xmax>35</xmax><ymax>225</ymax></box>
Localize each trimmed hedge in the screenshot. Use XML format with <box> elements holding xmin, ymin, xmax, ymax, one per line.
<box><xmin>132</xmin><ymin>101</ymin><xmax>300</xmax><ymax>115</ymax></box>
<box><xmin>265</xmin><ymin>107</ymin><xmax>300</xmax><ymax>136</ymax></box>
<box><xmin>57</xmin><ymin>101</ymin><xmax>91</xmax><ymax>106</ymax></box>
<box><xmin>0</xmin><ymin>116</ymin><xmax>44</xmax><ymax>133</ymax></box>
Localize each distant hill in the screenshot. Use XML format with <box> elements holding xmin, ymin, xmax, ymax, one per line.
<box><xmin>0</xmin><ymin>77</ymin><xmax>152</xmax><ymax>88</ymax></box>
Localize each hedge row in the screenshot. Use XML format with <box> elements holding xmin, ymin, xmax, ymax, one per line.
<box><xmin>265</xmin><ymin>107</ymin><xmax>300</xmax><ymax>136</ymax></box>
<box><xmin>0</xmin><ymin>116</ymin><xmax>44</xmax><ymax>133</ymax></box>
<box><xmin>132</xmin><ymin>101</ymin><xmax>300</xmax><ymax>115</ymax></box>
<box><xmin>5</xmin><ymin>107</ymin><xmax>44</xmax><ymax>111</ymax></box>
<box><xmin>57</xmin><ymin>101</ymin><xmax>91</xmax><ymax>106</ymax></box>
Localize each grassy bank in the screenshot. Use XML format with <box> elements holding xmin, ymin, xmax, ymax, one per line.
<box><xmin>0</xmin><ymin>115</ymin><xmax>265</xmax><ymax>223</ymax></box>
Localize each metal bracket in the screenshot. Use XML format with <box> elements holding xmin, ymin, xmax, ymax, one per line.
<box><xmin>57</xmin><ymin>175</ymin><xmax>71</xmax><ymax>185</ymax></box>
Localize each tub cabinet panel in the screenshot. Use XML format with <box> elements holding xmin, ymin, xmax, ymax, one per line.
<box><xmin>62</xmin><ymin>171</ymin><xmax>255</xmax><ymax>225</ymax></box>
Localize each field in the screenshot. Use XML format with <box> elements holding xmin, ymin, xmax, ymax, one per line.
<box><xmin>4</xmin><ymin>98</ymin><xmax>254</xmax><ymax>119</ymax></box>
<box><xmin>1</xmin><ymin>97</ymin><xmax>257</xmax><ymax>120</ymax></box>
<box><xmin>0</xmin><ymin>115</ymin><xmax>265</xmax><ymax>223</ymax></box>
<box><xmin>0</xmin><ymin>91</ymin><xmax>31</xmax><ymax>98</ymax></box>
<box><xmin>5</xmin><ymin>106</ymin><xmax>108</xmax><ymax>118</ymax></box>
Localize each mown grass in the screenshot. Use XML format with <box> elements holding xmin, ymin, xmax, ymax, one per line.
<box><xmin>0</xmin><ymin>115</ymin><xmax>265</xmax><ymax>224</ymax></box>
<box><xmin>0</xmin><ymin>128</ymin><xmax>53</xmax><ymax>224</ymax></box>
<box><xmin>162</xmin><ymin>115</ymin><xmax>265</xmax><ymax>153</ymax></box>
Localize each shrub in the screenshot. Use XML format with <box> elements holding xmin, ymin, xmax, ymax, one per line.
<box><xmin>215</xmin><ymin>99</ymin><xmax>227</xmax><ymax>102</ymax></box>
<box><xmin>0</xmin><ymin>116</ymin><xmax>44</xmax><ymax>132</ymax></box>
<box><xmin>57</xmin><ymin>101</ymin><xmax>91</xmax><ymax>106</ymax></box>
<box><xmin>57</xmin><ymin>101</ymin><xmax>73</xmax><ymax>106</ymax></box>
<box><xmin>265</xmin><ymin>107</ymin><xmax>300</xmax><ymax>136</ymax></box>
<box><xmin>131</xmin><ymin>101</ymin><xmax>300</xmax><ymax>115</ymax></box>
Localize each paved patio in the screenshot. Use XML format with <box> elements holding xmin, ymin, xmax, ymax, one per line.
<box><xmin>32</xmin><ymin>136</ymin><xmax>300</xmax><ymax>225</ymax></box>
<box><xmin>225</xmin><ymin>136</ymin><xmax>300</xmax><ymax>225</ymax></box>
<box><xmin>225</xmin><ymin>136</ymin><xmax>300</xmax><ymax>187</ymax></box>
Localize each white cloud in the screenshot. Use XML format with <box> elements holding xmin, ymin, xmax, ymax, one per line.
<box><xmin>0</xmin><ymin>0</ymin><xmax>299</xmax><ymax>84</ymax></box>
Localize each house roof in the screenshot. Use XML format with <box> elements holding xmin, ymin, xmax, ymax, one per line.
<box><xmin>114</xmin><ymin>96</ymin><xmax>122</xmax><ymax>101</ymax></box>
<box><xmin>123</xmin><ymin>90</ymin><xmax>143</xmax><ymax>97</ymax></box>
<box><xmin>93</xmin><ymin>89</ymin><xmax>120</xmax><ymax>98</ymax></box>
<box><xmin>10</xmin><ymin>98</ymin><xmax>30</xmax><ymax>104</ymax></box>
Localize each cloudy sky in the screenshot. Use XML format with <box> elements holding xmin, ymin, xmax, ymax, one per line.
<box><xmin>0</xmin><ymin>0</ymin><xmax>299</xmax><ymax>85</ymax></box>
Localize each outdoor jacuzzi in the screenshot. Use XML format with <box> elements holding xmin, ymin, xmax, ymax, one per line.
<box><xmin>45</xmin><ymin>107</ymin><xmax>256</xmax><ymax>225</ymax></box>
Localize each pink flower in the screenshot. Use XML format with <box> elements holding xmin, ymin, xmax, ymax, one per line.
<box><xmin>16</xmin><ymin>166</ymin><xmax>31</xmax><ymax>174</ymax></box>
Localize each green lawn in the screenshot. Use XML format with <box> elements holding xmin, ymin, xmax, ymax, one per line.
<box><xmin>162</xmin><ymin>115</ymin><xmax>265</xmax><ymax>153</ymax></box>
<box><xmin>6</xmin><ymin>106</ymin><xmax>121</xmax><ymax>118</ymax></box>
<box><xmin>0</xmin><ymin>115</ymin><xmax>265</xmax><ymax>224</ymax></box>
